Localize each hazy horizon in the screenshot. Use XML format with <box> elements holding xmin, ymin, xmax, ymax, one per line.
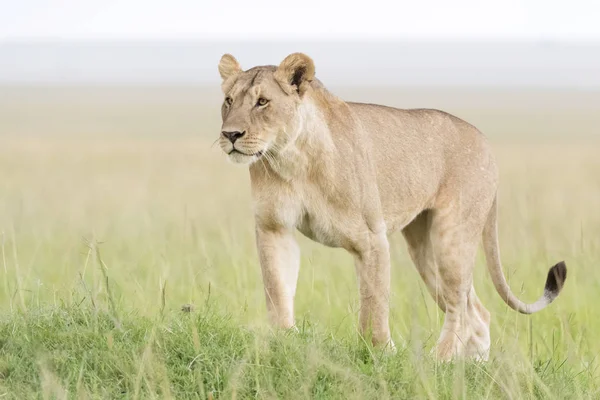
<box><xmin>2</xmin><ymin>40</ymin><xmax>600</xmax><ymax>88</ymax></box>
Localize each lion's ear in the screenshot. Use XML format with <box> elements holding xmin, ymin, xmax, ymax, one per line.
<box><xmin>274</xmin><ymin>53</ymin><xmax>315</xmax><ymax>96</ymax></box>
<box><xmin>218</xmin><ymin>54</ymin><xmax>242</xmax><ymax>81</ymax></box>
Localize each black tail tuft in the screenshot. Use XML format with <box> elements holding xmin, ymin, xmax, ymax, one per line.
<box><xmin>544</xmin><ymin>261</ymin><xmax>567</xmax><ymax>296</ymax></box>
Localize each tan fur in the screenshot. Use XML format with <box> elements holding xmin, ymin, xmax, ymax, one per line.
<box><xmin>216</xmin><ymin>53</ymin><xmax>567</xmax><ymax>361</ymax></box>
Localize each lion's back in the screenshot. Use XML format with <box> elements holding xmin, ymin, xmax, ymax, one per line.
<box><xmin>345</xmin><ymin>101</ymin><xmax>497</xmax><ymax>228</ymax></box>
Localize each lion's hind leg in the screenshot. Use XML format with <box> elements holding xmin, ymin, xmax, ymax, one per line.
<box><xmin>402</xmin><ymin>210</ymin><xmax>446</xmax><ymax>312</ymax></box>
<box><xmin>428</xmin><ymin>206</ymin><xmax>491</xmax><ymax>361</ymax></box>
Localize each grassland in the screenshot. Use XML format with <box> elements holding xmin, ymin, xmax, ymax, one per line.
<box><xmin>0</xmin><ymin>87</ymin><xmax>599</xmax><ymax>399</ymax></box>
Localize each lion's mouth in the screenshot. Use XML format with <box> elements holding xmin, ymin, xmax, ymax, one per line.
<box><xmin>228</xmin><ymin>148</ymin><xmax>264</xmax><ymax>158</ymax></box>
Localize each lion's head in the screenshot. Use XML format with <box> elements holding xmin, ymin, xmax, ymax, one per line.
<box><xmin>217</xmin><ymin>53</ymin><xmax>315</xmax><ymax>164</ymax></box>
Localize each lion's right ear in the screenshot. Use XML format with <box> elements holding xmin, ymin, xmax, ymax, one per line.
<box><xmin>218</xmin><ymin>54</ymin><xmax>242</xmax><ymax>81</ymax></box>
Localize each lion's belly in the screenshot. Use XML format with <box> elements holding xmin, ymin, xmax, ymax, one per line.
<box><xmin>382</xmin><ymin>209</ymin><xmax>424</xmax><ymax>233</ymax></box>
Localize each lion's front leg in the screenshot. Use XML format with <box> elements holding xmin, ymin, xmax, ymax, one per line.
<box><xmin>256</xmin><ymin>227</ymin><xmax>300</xmax><ymax>329</ymax></box>
<box><xmin>353</xmin><ymin>230</ymin><xmax>393</xmax><ymax>349</ymax></box>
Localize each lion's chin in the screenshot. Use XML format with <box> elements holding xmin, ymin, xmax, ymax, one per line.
<box><xmin>227</xmin><ymin>149</ymin><xmax>264</xmax><ymax>165</ymax></box>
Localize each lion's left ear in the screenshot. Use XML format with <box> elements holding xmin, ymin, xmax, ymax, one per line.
<box><xmin>274</xmin><ymin>53</ymin><xmax>315</xmax><ymax>96</ymax></box>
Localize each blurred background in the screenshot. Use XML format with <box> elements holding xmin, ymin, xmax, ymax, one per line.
<box><xmin>2</xmin><ymin>1</ymin><xmax>600</xmax><ymax>141</ymax></box>
<box><xmin>0</xmin><ymin>0</ymin><xmax>599</xmax><ymax>362</ymax></box>
<box><xmin>1</xmin><ymin>1</ymin><xmax>600</xmax><ymax>397</ymax></box>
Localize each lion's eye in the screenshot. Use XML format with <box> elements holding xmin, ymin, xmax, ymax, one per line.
<box><xmin>256</xmin><ymin>98</ymin><xmax>269</xmax><ymax>107</ymax></box>
<box><xmin>225</xmin><ymin>97</ymin><xmax>233</xmax><ymax>106</ymax></box>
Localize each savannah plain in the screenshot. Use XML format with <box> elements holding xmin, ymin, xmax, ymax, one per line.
<box><xmin>0</xmin><ymin>86</ymin><xmax>599</xmax><ymax>399</ymax></box>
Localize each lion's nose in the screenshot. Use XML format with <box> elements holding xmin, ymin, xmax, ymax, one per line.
<box><xmin>221</xmin><ymin>130</ymin><xmax>246</xmax><ymax>144</ymax></box>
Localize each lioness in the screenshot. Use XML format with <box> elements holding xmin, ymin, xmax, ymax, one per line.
<box><xmin>216</xmin><ymin>52</ymin><xmax>567</xmax><ymax>360</ymax></box>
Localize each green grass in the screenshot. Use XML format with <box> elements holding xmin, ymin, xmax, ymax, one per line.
<box><xmin>0</xmin><ymin>88</ymin><xmax>599</xmax><ymax>398</ymax></box>
<box><xmin>2</xmin><ymin>302</ymin><xmax>596</xmax><ymax>399</ymax></box>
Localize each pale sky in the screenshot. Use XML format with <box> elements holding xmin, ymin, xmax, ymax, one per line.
<box><xmin>1</xmin><ymin>0</ymin><xmax>599</xmax><ymax>41</ymax></box>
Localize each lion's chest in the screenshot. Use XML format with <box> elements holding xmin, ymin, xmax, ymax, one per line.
<box><xmin>254</xmin><ymin>180</ymin><xmax>356</xmax><ymax>250</ymax></box>
<box><xmin>296</xmin><ymin>211</ymin><xmax>344</xmax><ymax>248</ymax></box>
<box><xmin>295</xmin><ymin>188</ymin><xmax>351</xmax><ymax>249</ymax></box>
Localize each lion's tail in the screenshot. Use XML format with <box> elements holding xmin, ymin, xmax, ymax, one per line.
<box><xmin>482</xmin><ymin>196</ymin><xmax>567</xmax><ymax>314</ymax></box>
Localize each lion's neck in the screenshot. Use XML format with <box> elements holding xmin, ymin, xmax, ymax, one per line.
<box><xmin>261</xmin><ymin>97</ymin><xmax>335</xmax><ymax>182</ymax></box>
